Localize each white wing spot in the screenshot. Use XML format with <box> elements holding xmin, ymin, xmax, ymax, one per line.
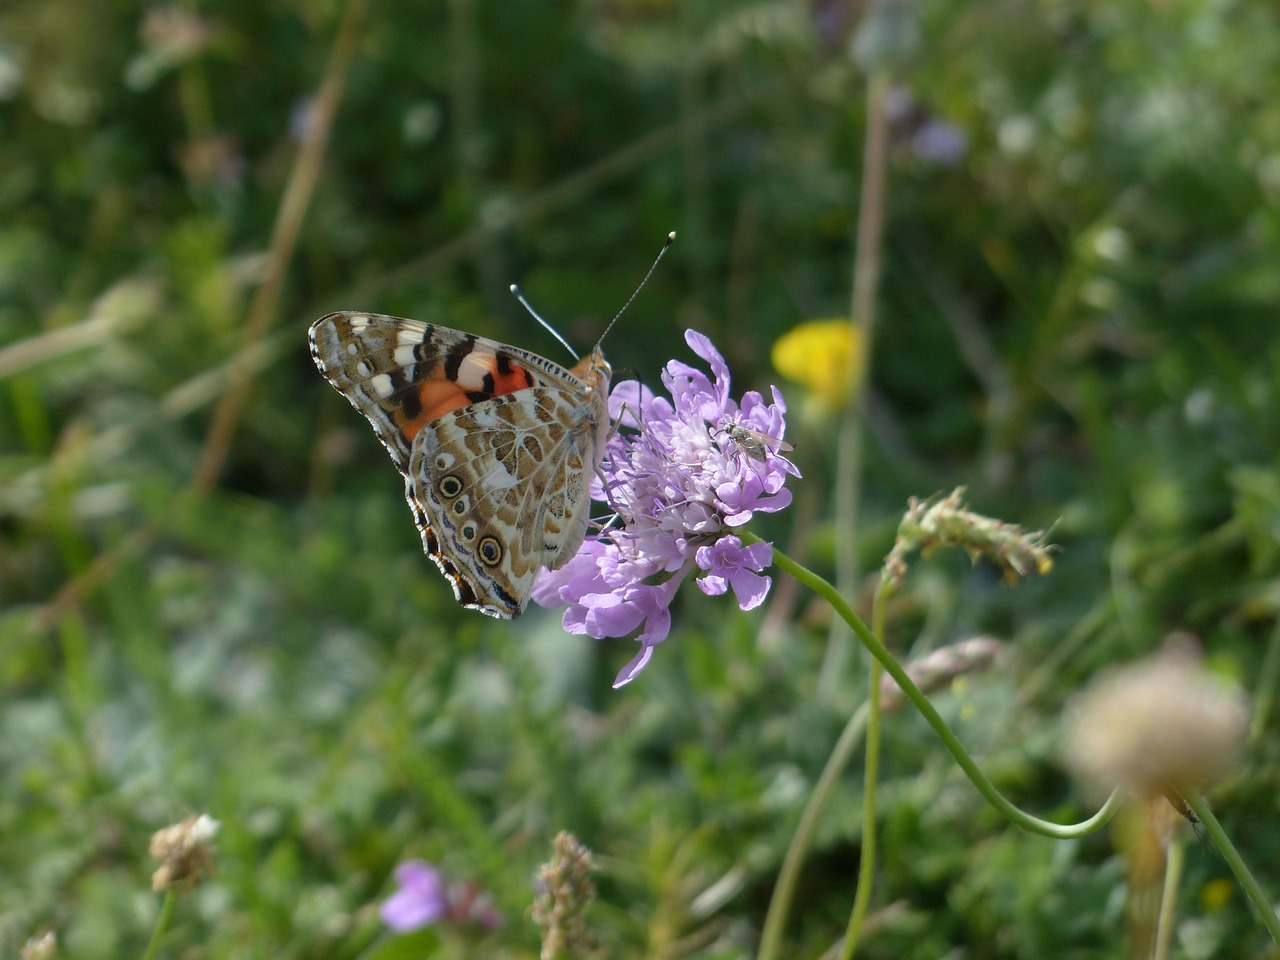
<box><xmin>346</xmin><ymin>343</ymin><xmax>359</xmax><ymax>356</ymax></box>
<box><xmin>394</xmin><ymin>344</ymin><xmax>418</xmax><ymax>367</ymax></box>
<box><xmin>398</xmin><ymin>330</ymin><xmax>422</xmax><ymax>347</ymax></box>
<box><xmin>369</xmin><ymin>373</ymin><xmax>395</xmax><ymax>397</ymax></box>
<box><xmin>481</xmin><ymin>463</ymin><xmax>518</xmax><ymax>489</ymax></box>
<box><xmin>349</xmin><ymin>316</ymin><xmax>369</xmax><ymax>330</ymax></box>
<box><xmin>355</xmin><ymin>361</ymin><xmax>372</xmax><ymax>377</ymax></box>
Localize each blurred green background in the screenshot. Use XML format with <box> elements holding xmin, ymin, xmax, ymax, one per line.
<box><xmin>2</xmin><ymin>0</ymin><xmax>1279</xmax><ymax>957</ymax></box>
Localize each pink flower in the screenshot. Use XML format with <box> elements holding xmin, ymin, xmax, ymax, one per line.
<box><xmin>380</xmin><ymin>861</ymin><xmax>502</xmax><ymax>933</ymax></box>
<box><xmin>381</xmin><ymin>860</ymin><xmax>448</xmax><ymax>932</ymax></box>
<box><xmin>534</xmin><ymin>330</ymin><xmax>798</xmax><ymax>687</ymax></box>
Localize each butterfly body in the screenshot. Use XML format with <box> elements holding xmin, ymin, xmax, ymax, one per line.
<box><xmin>310</xmin><ymin>311</ymin><xmax>612</xmax><ymax>618</ymax></box>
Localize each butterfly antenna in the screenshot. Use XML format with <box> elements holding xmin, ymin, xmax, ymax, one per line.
<box><xmin>509</xmin><ymin>283</ymin><xmax>579</xmax><ymax>359</ymax></box>
<box><xmin>595</xmin><ymin>231</ymin><xmax>676</xmax><ymax>349</ymax></box>
<box><xmin>509</xmin><ymin>231</ymin><xmax>676</xmax><ymax>358</ymax></box>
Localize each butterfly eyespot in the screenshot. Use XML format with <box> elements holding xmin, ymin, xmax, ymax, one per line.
<box><xmin>461</xmin><ymin>524</ymin><xmax>476</xmax><ymax>541</ymax></box>
<box><xmin>478</xmin><ymin>537</ymin><xmax>503</xmax><ymax>566</ymax></box>
<box><xmin>452</xmin><ymin>499</ymin><xmax>468</xmax><ymax>515</ymax></box>
<box><xmin>438</xmin><ymin>475</ymin><xmax>464</xmax><ymax>498</ymax></box>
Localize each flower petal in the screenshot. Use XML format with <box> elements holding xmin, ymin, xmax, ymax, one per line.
<box><xmin>696</xmin><ymin>574</ymin><xmax>728</xmax><ymax>597</ymax></box>
<box><xmin>613</xmin><ymin>644</ymin><xmax>656</xmax><ymax>688</ymax></box>
<box><xmin>727</xmin><ymin>568</ymin><xmax>771</xmax><ymax>611</ymax></box>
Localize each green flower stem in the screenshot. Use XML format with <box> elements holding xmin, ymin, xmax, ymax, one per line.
<box><xmin>756</xmin><ymin>536</ymin><xmax>1122</xmax><ymax>838</ymax></box>
<box><xmin>1248</xmin><ymin>618</ymin><xmax>1280</xmax><ymax>747</ymax></box>
<box><xmin>176</xmin><ymin>0</ymin><xmax>214</xmax><ymax>142</ymax></box>
<box><xmin>1184</xmin><ymin>794</ymin><xmax>1280</xmax><ymax>944</ymax></box>
<box><xmin>141</xmin><ymin>889</ymin><xmax>177</xmax><ymax>960</ymax></box>
<box><xmin>840</xmin><ymin>586</ymin><xmax>889</xmax><ymax>960</ymax></box>
<box><xmin>757</xmin><ymin>701</ymin><xmax>870</xmax><ymax>960</ymax></box>
<box><xmin>1153</xmin><ymin>833</ymin><xmax>1185</xmax><ymax>960</ymax></box>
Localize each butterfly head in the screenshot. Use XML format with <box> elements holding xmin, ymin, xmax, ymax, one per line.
<box><xmin>572</xmin><ymin>345</ymin><xmax>612</xmax><ymax>395</ymax></box>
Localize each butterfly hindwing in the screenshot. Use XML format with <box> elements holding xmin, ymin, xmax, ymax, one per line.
<box><xmin>409</xmin><ymin>387</ymin><xmax>599</xmax><ymax>617</ymax></box>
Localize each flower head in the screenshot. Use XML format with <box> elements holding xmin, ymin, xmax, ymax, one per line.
<box><xmin>1063</xmin><ymin>640</ymin><xmax>1248</xmax><ymax>798</ymax></box>
<box><xmin>532</xmin><ymin>832</ymin><xmax>598</xmax><ymax>959</ymax></box>
<box><xmin>21</xmin><ymin>932</ymin><xmax>57</xmax><ymax>960</ymax></box>
<box><xmin>534</xmin><ymin>330</ymin><xmax>799</xmax><ymax>687</ymax></box>
<box><xmin>882</xmin><ymin>487</ymin><xmax>1055</xmax><ymax>587</ymax></box>
<box><xmin>381</xmin><ymin>861</ymin><xmax>449</xmax><ymax>932</ymax></box>
<box><xmin>380</xmin><ymin>860</ymin><xmax>501</xmax><ymax>933</ymax></box>
<box><xmin>150</xmin><ymin>813</ymin><xmax>219</xmax><ymax>893</ymax></box>
<box><xmin>771</xmin><ymin>319</ymin><xmax>864</xmax><ymax>411</ymax></box>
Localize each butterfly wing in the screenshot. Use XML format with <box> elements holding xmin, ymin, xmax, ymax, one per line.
<box><xmin>309</xmin><ymin>311</ymin><xmax>609</xmax><ymax>618</ymax></box>
<box><xmin>310</xmin><ymin>312</ymin><xmax>556</xmax><ymax>470</ymax></box>
<box><xmin>409</xmin><ymin>386</ymin><xmax>602</xmax><ymax>617</ymax></box>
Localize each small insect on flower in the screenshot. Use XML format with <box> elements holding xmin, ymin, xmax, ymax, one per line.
<box><xmin>722</xmin><ymin>423</ymin><xmax>794</xmax><ymax>463</ymax></box>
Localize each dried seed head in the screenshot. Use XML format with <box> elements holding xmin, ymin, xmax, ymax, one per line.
<box><xmin>1063</xmin><ymin>642</ymin><xmax>1248</xmax><ymax>797</ymax></box>
<box><xmin>882</xmin><ymin>488</ymin><xmax>1055</xmax><ymax>588</ymax></box>
<box><xmin>150</xmin><ymin>814</ymin><xmax>219</xmax><ymax>892</ymax></box>
<box><xmin>532</xmin><ymin>832</ymin><xmax>597</xmax><ymax>960</ymax></box>
<box><xmin>879</xmin><ymin>636</ymin><xmax>1005</xmax><ymax>710</ymax></box>
<box><xmin>22</xmin><ymin>932</ymin><xmax>57</xmax><ymax>960</ymax></box>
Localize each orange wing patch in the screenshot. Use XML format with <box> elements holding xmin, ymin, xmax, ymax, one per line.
<box><xmin>404</xmin><ymin>379</ymin><xmax>473</xmax><ymax>439</ymax></box>
<box><xmin>402</xmin><ymin>353</ymin><xmax>538</xmax><ymax>441</ymax></box>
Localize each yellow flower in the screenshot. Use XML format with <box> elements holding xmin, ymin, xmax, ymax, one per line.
<box><xmin>1200</xmin><ymin>878</ymin><xmax>1234</xmax><ymax>912</ymax></box>
<box><xmin>771</xmin><ymin>319</ymin><xmax>863</xmax><ymax>409</ymax></box>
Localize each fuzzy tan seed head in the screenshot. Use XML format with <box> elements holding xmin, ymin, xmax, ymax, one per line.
<box><xmin>1063</xmin><ymin>643</ymin><xmax>1248</xmax><ymax>797</ymax></box>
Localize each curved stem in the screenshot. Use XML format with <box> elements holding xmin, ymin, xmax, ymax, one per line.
<box><xmin>755</xmin><ymin>535</ymin><xmax>1121</xmax><ymax>838</ymax></box>
<box><xmin>1184</xmin><ymin>794</ymin><xmax>1280</xmax><ymax>944</ymax></box>
<box><xmin>757</xmin><ymin>704</ymin><xmax>870</xmax><ymax>960</ymax></box>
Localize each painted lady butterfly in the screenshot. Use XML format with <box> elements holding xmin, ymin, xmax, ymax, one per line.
<box><xmin>308</xmin><ymin>234</ymin><xmax>672</xmax><ymax>619</ymax></box>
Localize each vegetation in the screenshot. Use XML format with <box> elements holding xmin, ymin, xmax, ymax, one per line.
<box><xmin>3</xmin><ymin>0</ymin><xmax>1279</xmax><ymax>957</ymax></box>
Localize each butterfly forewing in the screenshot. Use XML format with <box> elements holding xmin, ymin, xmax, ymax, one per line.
<box><xmin>311</xmin><ymin>313</ymin><xmax>555</xmax><ymax>468</ymax></box>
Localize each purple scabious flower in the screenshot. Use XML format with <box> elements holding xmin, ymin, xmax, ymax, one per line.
<box><xmin>380</xmin><ymin>861</ymin><xmax>502</xmax><ymax>933</ymax></box>
<box><xmin>533</xmin><ymin>330</ymin><xmax>799</xmax><ymax>687</ymax></box>
<box><xmin>381</xmin><ymin>860</ymin><xmax>448</xmax><ymax>932</ymax></box>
